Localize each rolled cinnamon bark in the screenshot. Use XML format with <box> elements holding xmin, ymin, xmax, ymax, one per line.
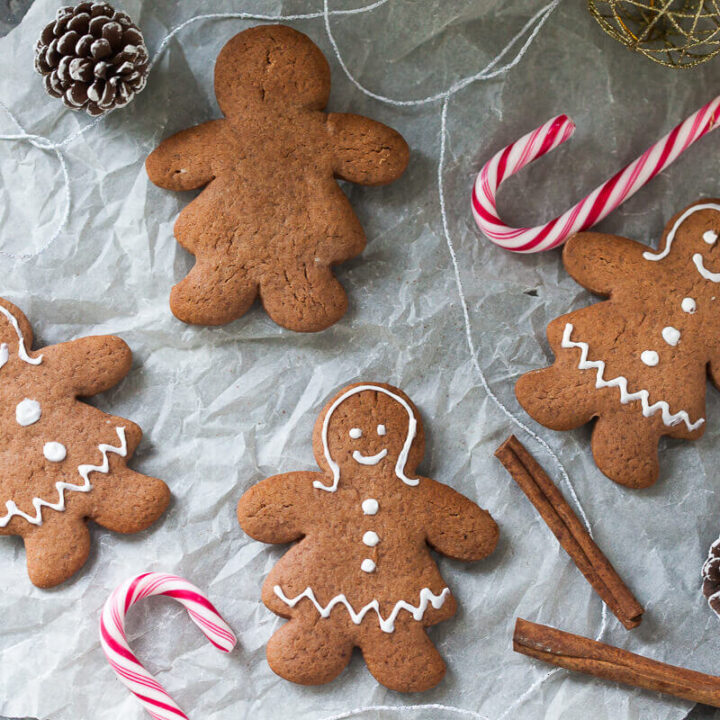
<box><xmin>514</xmin><ymin>618</ymin><xmax>720</xmax><ymax>708</ymax></box>
<box><xmin>495</xmin><ymin>435</ymin><xmax>643</xmax><ymax>629</ymax></box>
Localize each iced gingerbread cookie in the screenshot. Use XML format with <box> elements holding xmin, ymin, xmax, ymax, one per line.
<box><xmin>516</xmin><ymin>200</ymin><xmax>720</xmax><ymax>489</ymax></box>
<box><xmin>237</xmin><ymin>382</ymin><xmax>498</xmax><ymax>692</ymax></box>
<box><xmin>0</xmin><ymin>298</ymin><xmax>170</xmax><ymax>587</ymax></box>
<box><xmin>146</xmin><ymin>25</ymin><xmax>409</xmax><ymax>332</ymax></box>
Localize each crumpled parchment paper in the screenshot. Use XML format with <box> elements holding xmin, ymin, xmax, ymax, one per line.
<box><xmin>2</xmin><ymin>1</ymin><xmax>720</xmax><ymax>718</ymax></box>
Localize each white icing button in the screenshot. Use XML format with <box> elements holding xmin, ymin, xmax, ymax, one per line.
<box><xmin>377</xmin><ymin>424</ymin><xmax>386</xmax><ymax>436</ymax></box>
<box><xmin>704</xmin><ymin>230</ymin><xmax>718</xmax><ymax>244</ymax></box>
<box><xmin>43</xmin><ymin>441</ymin><xmax>67</xmax><ymax>462</ymax></box>
<box><xmin>362</xmin><ymin>498</ymin><xmax>379</xmax><ymax>515</ymax></box>
<box><xmin>661</xmin><ymin>326</ymin><xmax>681</xmax><ymax>346</ymax></box>
<box><xmin>16</xmin><ymin>398</ymin><xmax>41</xmax><ymax>426</ymax></box>
<box><xmin>640</xmin><ymin>350</ymin><xmax>659</xmax><ymax>367</ymax></box>
<box><xmin>682</xmin><ymin>297</ymin><xmax>696</xmax><ymax>313</ymax></box>
<box><xmin>362</xmin><ymin>531</ymin><xmax>380</xmax><ymax>547</ymax></box>
<box><xmin>360</xmin><ymin>559</ymin><xmax>376</xmax><ymax>573</ymax></box>
<box><xmin>349</xmin><ymin>428</ymin><xmax>362</xmax><ymax>439</ymax></box>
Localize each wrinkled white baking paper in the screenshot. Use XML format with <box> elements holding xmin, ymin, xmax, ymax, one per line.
<box><xmin>2</xmin><ymin>1</ymin><xmax>720</xmax><ymax>719</ymax></box>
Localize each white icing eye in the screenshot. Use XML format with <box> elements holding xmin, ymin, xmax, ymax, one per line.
<box><xmin>377</xmin><ymin>424</ymin><xmax>386</xmax><ymax>436</ymax></box>
<box><xmin>704</xmin><ymin>230</ymin><xmax>718</xmax><ymax>245</ymax></box>
<box><xmin>682</xmin><ymin>297</ymin><xmax>696</xmax><ymax>314</ymax></box>
<box><xmin>349</xmin><ymin>428</ymin><xmax>362</xmax><ymax>439</ymax></box>
<box><xmin>640</xmin><ymin>350</ymin><xmax>659</xmax><ymax>367</ymax></box>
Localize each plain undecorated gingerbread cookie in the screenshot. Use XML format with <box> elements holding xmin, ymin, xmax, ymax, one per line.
<box><xmin>0</xmin><ymin>297</ymin><xmax>170</xmax><ymax>587</ymax></box>
<box><xmin>237</xmin><ymin>382</ymin><xmax>498</xmax><ymax>692</ymax></box>
<box><xmin>516</xmin><ymin>199</ymin><xmax>720</xmax><ymax>488</ymax></box>
<box><xmin>146</xmin><ymin>24</ymin><xmax>410</xmax><ymax>332</ymax></box>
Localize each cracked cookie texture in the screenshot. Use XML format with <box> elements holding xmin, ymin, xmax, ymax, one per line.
<box><xmin>146</xmin><ymin>25</ymin><xmax>409</xmax><ymax>332</ymax></box>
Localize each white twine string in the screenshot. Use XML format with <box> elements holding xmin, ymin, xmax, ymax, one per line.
<box><xmin>1</xmin><ymin>1</ymin><xmax>613</xmax><ymax>716</ymax></box>
<box><xmin>316</xmin><ymin>704</ymin><xmax>491</xmax><ymax>720</ymax></box>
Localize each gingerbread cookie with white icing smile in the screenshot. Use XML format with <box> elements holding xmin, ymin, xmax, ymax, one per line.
<box><xmin>0</xmin><ymin>297</ymin><xmax>170</xmax><ymax>587</ymax></box>
<box><xmin>516</xmin><ymin>200</ymin><xmax>720</xmax><ymax>489</ymax></box>
<box><xmin>237</xmin><ymin>382</ymin><xmax>498</xmax><ymax>692</ymax></box>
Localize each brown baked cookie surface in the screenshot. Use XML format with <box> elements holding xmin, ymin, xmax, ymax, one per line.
<box><xmin>237</xmin><ymin>382</ymin><xmax>498</xmax><ymax>692</ymax></box>
<box><xmin>146</xmin><ymin>24</ymin><xmax>409</xmax><ymax>332</ymax></box>
<box><xmin>516</xmin><ymin>200</ymin><xmax>720</xmax><ymax>489</ymax></box>
<box><xmin>0</xmin><ymin>298</ymin><xmax>170</xmax><ymax>587</ymax></box>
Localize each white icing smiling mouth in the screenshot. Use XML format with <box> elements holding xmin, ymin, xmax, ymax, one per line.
<box><xmin>352</xmin><ymin>448</ymin><xmax>388</xmax><ymax>465</ymax></box>
<box><xmin>693</xmin><ymin>253</ymin><xmax>720</xmax><ymax>282</ymax></box>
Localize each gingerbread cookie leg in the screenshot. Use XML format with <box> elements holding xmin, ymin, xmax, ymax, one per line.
<box><xmin>170</xmin><ymin>260</ymin><xmax>258</xmax><ymax>326</ymax></box>
<box><xmin>23</xmin><ymin>514</ymin><xmax>91</xmax><ymax>588</ymax></box>
<box><xmin>591</xmin><ymin>412</ymin><xmax>662</xmax><ymax>488</ymax></box>
<box><xmin>266</xmin><ymin>610</ymin><xmax>354</xmax><ymax>686</ymax></box>
<box><xmin>259</xmin><ymin>266</ymin><xmax>348</xmax><ymax>333</ymax></box>
<box><xmin>360</xmin><ymin>621</ymin><xmax>446</xmax><ymax>692</ymax></box>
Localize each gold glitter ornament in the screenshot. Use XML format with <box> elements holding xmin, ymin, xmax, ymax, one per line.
<box><xmin>587</xmin><ymin>0</ymin><xmax>720</xmax><ymax>68</ymax></box>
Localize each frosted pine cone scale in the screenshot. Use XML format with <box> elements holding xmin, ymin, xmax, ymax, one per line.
<box><xmin>34</xmin><ymin>2</ymin><xmax>148</xmax><ymax>117</ymax></box>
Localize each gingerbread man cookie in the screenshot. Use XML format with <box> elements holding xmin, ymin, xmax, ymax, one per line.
<box><xmin>237</xmin><ymin>382</ymin><xmax>498</xmax><ymax>692</ymax></box>
<box><xmin>516</xmin><ymin>200</ymin><xmax>720</xmax><ymax>489</ymax></box>
<box><xmin>0</xmin><ymin>298</ymin><xmax>170</xmax><ymax>587</ymax></box>
<box><xmin>146</xmin><ymin>25</ymin><xmax>409</xmax><ymax>332</ymax></box>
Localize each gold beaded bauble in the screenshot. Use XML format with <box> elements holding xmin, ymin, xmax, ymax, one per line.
<box><xmin>588</xmin><ymin>0</ymin><xmax>720</xmax><ymax>69</ymax></box>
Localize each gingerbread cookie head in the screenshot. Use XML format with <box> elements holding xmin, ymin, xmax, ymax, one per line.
<box><xmin>312</xmin><ymin>382</ymin><xmax>425</xmax><ymax>492</ymax></box>
<box><xmin>643</xmin><ymin>201</ymin><xmax>720</xmax><ymax>283</ymax></box>
<box><xmin>215</xmin><ymin>24</ymin><xmax>331</xmax><ymax>115</ymax></box>
<box><xmin>0</xmin><ymin>299</ymin><xmax>35</xmax><ymax>364</ymax></box>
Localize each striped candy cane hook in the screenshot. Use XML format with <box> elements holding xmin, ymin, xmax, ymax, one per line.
<box><xmin>99</xmin><ymin>572</ymin><xmax>237</xmax><ymax>720</ymax></box>
<box><xmin>472</xmin><ymin>96</ymin><xmax>720</xmax><ymax>253</ymax></box>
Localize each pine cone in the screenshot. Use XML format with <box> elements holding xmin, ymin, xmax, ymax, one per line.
<box><xmin>702</xmin><ymin>537</ymin><xmax>720</xmax><ymax>614</ymax></box>
<box><xmin>34</xmin><ymin>2</ymin><xmax>149</xmax><ymax>117</ymax></box>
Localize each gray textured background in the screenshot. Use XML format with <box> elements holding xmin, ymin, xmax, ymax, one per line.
<box><xmin>2</xmin><ymin>1</ymin><xmax>720</xmax><ymax>718</ymax></box>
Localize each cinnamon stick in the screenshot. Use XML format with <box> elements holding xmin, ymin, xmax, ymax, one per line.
<box><xmin>495</xmin><ymin>435</ymin><xmax>643</xmax><ymax>629</ymax></box>
<box><xmin>514</xmin><ymin>618</ymin><xmax>720</xmax><ymax>708</ymax></box>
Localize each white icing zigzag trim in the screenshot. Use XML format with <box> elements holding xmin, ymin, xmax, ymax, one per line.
<box><xmin>561</xmin><ymin>323</ymin><xmax>704</xmax><ymax>432</ymax></box>
<box><xmin>0</xmin><ymin>426</ymin><xmax>127</xmax><ymax>527</ymax></box>
<box><xmin>0</xmin><ymin>305</ymin><xmax>42</xmax><ymax>365</ymax></box>
<box><xmin>274</xmin><ymin>585</ymin><xmax>450</xmax><ymax>633</ymax></box>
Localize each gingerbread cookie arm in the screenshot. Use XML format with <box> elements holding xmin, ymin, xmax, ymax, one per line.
<box><xmin>421</xmin><ymin>479</ymin><xmax>499</xmax><ymax>561</ymax></box>
<box><xmin>146</xmin><ymin>120</ymin><xmax>226</xmax><ymax>191</ymax></box>
<box><xmin>562</xmin><ymin>232</ymin><xmax>650</xmax><ymax>296</ymax></box>
<box><xmin>327</xmin><ymin>113</ymin><xmax>409</xmax><ymax>186</ymax></box>
<box><xmin>237</xmin><ymin>472</ymin><xmax>320</xmax><ymax>543</ymax></box>
<box><xmin>43</xmin><ymin>335</ymin><xmax>132</xmax><ymax>397</ymax></box>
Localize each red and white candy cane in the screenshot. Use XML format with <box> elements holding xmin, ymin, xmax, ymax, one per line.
<box><xmin>472</xmin><ymin>96</ymin><xmax>720</xmax><ymax>253</ymax></box>
<box><xmin>99</xmin><ymin>572</ymin><xmax>236</xmax><ymax>720</ymax></box>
